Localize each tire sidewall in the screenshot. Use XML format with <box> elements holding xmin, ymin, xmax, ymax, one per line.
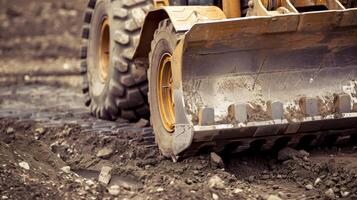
<box><xmin>87</xmin><ymin>0</ymin><xmax>113</xmax><ymax>106</ymax></box>
<box><xmin>149</xmin><ymin>23</ymin><xmax>177</xmax><ymax>156</ymax></box>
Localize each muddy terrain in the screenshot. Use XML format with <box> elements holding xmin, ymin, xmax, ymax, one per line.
<box><xmin>1</xmin><ymin>0</ymin><xmax>357</xmax><ymax>200</ymax></box>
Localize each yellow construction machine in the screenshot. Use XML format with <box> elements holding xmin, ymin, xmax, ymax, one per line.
<box><xmin>81</xmin><ymin>0</ymin><xmax>357</xmax><ymax>161</ymax></box>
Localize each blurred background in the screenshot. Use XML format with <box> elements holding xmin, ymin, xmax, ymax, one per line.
<box><xmin>0</xmin><ymin>0</ymin><xmax>85</xmax><ymax>58</ymax></box>
<box><xmin>0</xmin><ymin>0</ymin><xmax>87</xmax><ymax>86</ymax></box>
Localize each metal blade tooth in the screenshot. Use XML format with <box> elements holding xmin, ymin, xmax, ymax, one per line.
<box><xmin>198</xmin><ymin>106</ymin><xmax>215</xmax><ymax>126</ymax></box>
<box><xmin>267</xmin><ymin>101</ymin><xmax>284</xmax><ymax>120</ymax></box>
<box><xmin>334</xmin><ymin>93</ymin><xmax>352</xmax><ymax>113</ymax></box>
<box><xmin>299</xmin><ymin>97</ymin><xmax>319</xmax><ymax>117</ymax></box>
<box><xmin>228</xmin><ymin>103</ymin><xmax>248</xmax><ymax>123</ymax></box>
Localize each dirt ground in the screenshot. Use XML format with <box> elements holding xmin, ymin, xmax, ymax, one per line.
<box><xmin>1</xmin><ymin>85</ymin><xmax>357</xmax><ymax>200</ymax></box>
<box><xmin>1</xmin><ymin>0</ymin><xmax>357</xmax><ymax>200</ymax></box>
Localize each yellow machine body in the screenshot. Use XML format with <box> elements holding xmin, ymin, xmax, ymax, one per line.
<box><xmin>133</xmin><ymin>0</ymin><xmax>357</xmax><ymax>159</ymax></box>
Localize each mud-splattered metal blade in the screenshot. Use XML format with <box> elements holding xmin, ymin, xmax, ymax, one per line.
<box><xmin>179</xmin><ymin>9</ymin><xmax>357</xmax><ymax>122</ymax></box>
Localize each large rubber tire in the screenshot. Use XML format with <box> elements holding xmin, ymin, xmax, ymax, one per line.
<box><xmin>81</xmin><ymin>0</ymin><xmax>152</xmax><ymax>121</ymax></box>
<box><xmin>148</xmin><ymin>19</ymin><xmax>181</xmax><ymax>156</ymax></box>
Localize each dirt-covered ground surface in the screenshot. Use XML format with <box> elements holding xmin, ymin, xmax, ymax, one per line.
<box><xmin>1</xmin><ymin>0</ymin><xmax>357</xmax><ymax>200</ymax></box>
<box><xmin>1</xmin><ymin>85</ymin><xmax>357</xmax><ymax>200</ymax></box>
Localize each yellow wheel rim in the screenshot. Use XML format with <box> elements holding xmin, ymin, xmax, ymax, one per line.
<box><xmin>158</xmin><ymin>53</ymin><xmax>175</xmax><ymax>133</ymax></box>
<box><xmin>99</xmin><ymin>17</ymin><xmax>110</xmax><ymax>83</ymax></box>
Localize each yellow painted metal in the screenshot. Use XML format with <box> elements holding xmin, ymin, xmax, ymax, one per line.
<box><xmin>132</xmin><ymin>0</ymin><xmax>357</xmax><ymax>157</ymax></box>
<box><xmin>99</xmin><ymin>17</ymin><xmax>110</xmax><ymax>83</ymax></box>
<box><xmin>158</xmin><ymin>53</ymin><xmax>175</xmax><ymax>133</ymax></box>
<box><xmin>161</xmin><ymin>6</ymin><xmax>226</xmax><ymax>31</ymax></box>
<box><xmin>222</xmin><ymin>0</ymin><xmax>241</xmax><ymax>18</ymax></box>
<box><xmin>247</xmin><ymin>0</ymin><xmax>298</xmax><ymax>16</ymax></box>
<box><xmin>153</xmin><ymin>0</ymin><xmax>169</xmax><ymax>8</ymax></box>
<box><xmin>134</xmin><ymin>6</ymin><xmax>226</xmax><ymax>59</ymax></box>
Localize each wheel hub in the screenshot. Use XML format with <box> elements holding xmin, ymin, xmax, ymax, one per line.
<box><xmin>158</xmin><ymin>53</ymin><xmax>175</xmax><ymax>133</ymax></box>
<box><xmin>99</xmin><ymin>17</ymin><xmax>110</xmax><ymax>83</ymax></box>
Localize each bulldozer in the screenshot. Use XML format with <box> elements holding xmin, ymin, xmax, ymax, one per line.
<box><xmin>80</xmin><ymin>0</ymin><xmax>357</xmax><ymax>161</ymax></box>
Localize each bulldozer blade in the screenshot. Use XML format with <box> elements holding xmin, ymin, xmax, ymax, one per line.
<box><xmin>171</xmin><ymin>8</ymin><xmax>357</xmax><ymax>157</ymax></box>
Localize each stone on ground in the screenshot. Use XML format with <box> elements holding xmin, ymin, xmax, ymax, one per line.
<box><xmin>210</xmin><ymin>152</ymin><xmax>224</xmax><ymax>168</ymax></box>
<box><xmin>96</xmin><ymin>147</ymin><xmax>114</xmax><ymax>159</ymax></box>
<box><xmin>18</xmin><ymin>161</ymin><xmax>30</xmax><ymax>170</ymax></box>
<box><xmin>133</xmin><ymin>118</ymin><xmax>149</xmax><ymax>128</ymax></box>
<box><xmin>108</xmin><ymin>185</ymin><xmax>120</xmax><ymax>196</ymax></box>
<box><xmin>98</xmin><ymin>166</ymin><xmax>112</xmax><ymax>185</ymax></box>
<box><xmin>208</xmin><ymin>175</ymin><xmax>225</xmax><ymax>190</ymax></box>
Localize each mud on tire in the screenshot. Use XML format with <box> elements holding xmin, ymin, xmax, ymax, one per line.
<box><xmin>81</xmin><ymin>0</ymin><xmax>152</xmax><ymax>121</ymax></box>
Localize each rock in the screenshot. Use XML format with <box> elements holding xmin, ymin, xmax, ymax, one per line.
<box><xmin>208</xmin><ymin>175</ymin><xmax>225</xmax><ymax>190</ymax></box>
<box><xmin>85</xmin><ymin>180</ymin><xmax>95</xmax><ymax>186</ymax></box>
<box><xmin>265</xmin><ymin>194</ymin><xmax>282</xmax><ymax>200</ymax></box>
<box><xmin>302</xmin><ymin>156</ymin><xmax>309</xmax><ymax>161</ymax></box>
<box><xmin>212</xmin><ymin>193</ymin><xmax>219</xmax><ymax>200</ymax></box>
<box><xmin>19</xmin><ymin>161</ymin><xmax>30</xmax><ymax>170</ymax></box>
<box><xmin>96</xmin><ymin>147</ymin><xmax>114</xmax><ymax>159</ymax></box>
<box><xmin>35</xmin><ymin>127</ymin><xmax>46</xmax><ymax>135</ymax></box>
<box><xmin>56</xmin><ymin>126</ymin><xmax>72</xmax><ymax>138</ymax></box>
<box><xmin>233</xmin><ymin>188</ymin><xmax>243</xmax><ymax>193</ymax></box>
<box><xmin>185</xmin><ymin>178</ymin><xmax>193</xmax><ymax>185</ymax></box>
<box><xmin>210</xmin><ymin>152</ymin><xmax>224</xmax><ymax>168</ymax></box>
<box><xmin>314</xmin><ymin>177</ymin><xmax>321</xmax><ymax>186</ymax></box>
<box><xmin>98</xmin><ymin>166</ymin><xmax>112</xmax><ymax>185</ymax></box>
<box><xmin>340</xmin><ymin>191</ymin><xmax>349</xmax><ymax>197</ymax></box>
<box><xmin>277</xmin><ymin>192</ymin><xmax>287</xmax><ymax>199</ymax></box>
<box><xmin>278</xmin><ymin>147</ymin><xmax>299</xmax><ymax>161</ymax></box>
<box><xmin>156</xmin><ymin>187</ymin><xmax>164</xmax><ymax>192</ymax></box>
<box><xmin>61</xmin><ymin>166</ymin><xmax>71</xmax><ymax>173</ymax></box>
<box><xmin>272</xmin><ymin>185</ymin><xmax>279</xmax><ymax>190</ymax></box>
<box><xmin>6</xmin><ymin>127</ymin><xmax>14</xmax><ymax>134</ymax></box>
<box><xmin>324</xmin><ymin>188</ymin><xmax>335</xmax><ymax>199</ymax></box>
<box><xmin>2</xmin><ymin>195</ymin><xmax>9</xmax><ymax>200</ymax></box>
<box><xmin>305</xmin><ymin>184</ymin><xmax>313</xmax><ymax>190</ymax></box>
<box><xmin>108</xmin><ymin>185</ymin><xmax>120</xmax><ymax>196</ymax></box>
<box><xmin>133</xmin><ymin>118</ymin><xmax>149</xmax><ymax>128</ymax></box>
<box><xmin>34</xmin><ymin>127</ymin><xmax>46</xmax><ymax>139</ymax></box>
